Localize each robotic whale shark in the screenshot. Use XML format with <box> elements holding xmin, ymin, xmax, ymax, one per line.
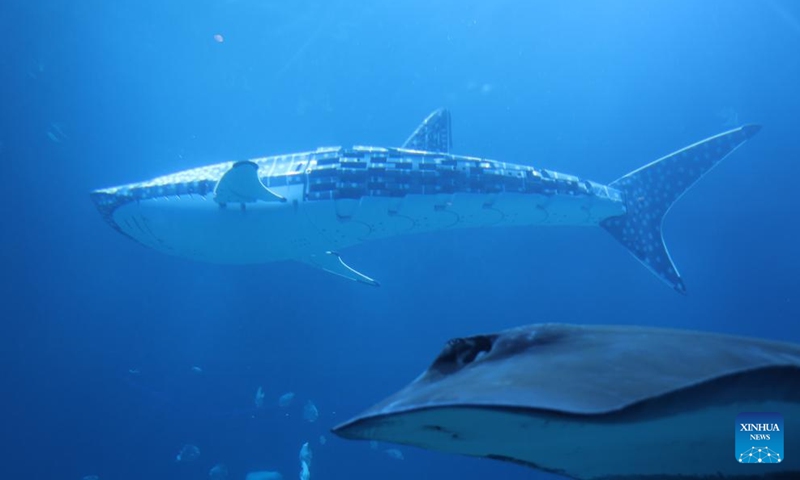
<box><xmin>91</xmin><ymin>109</ymin><xmax>760</xmax><ymax>292</ymax></box>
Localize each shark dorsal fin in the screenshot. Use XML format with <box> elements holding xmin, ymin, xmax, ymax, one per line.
<box><xmin>402</xmin><ymin>108</ymin><xmax>452</xmax><ymax>154</ymax></box>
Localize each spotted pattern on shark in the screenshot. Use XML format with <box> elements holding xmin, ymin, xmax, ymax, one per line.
<box><xmin>600</xmin><ymin>125</ymin><xmax>761</xmax><ymax>293</ymax></box>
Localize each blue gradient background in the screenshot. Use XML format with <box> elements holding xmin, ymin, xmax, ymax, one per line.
<box><xmin>1</xmin><ymin>1</ymin><xmax>799</xmax><ymax>479</ymax></box>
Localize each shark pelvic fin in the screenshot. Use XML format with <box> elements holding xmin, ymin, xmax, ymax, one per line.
<box><xmin>303</xmin><ymin>251</ymin><xmax>380</xmax><ymax>287</ymax></box>
<box><xmin>214</xmin><ymin>161</ymin><xmax>286</xmax><ymax>205</ymax></box>
<box><xmin>402</xmin><ymin>108</ymin><xmax>452</xmax><ymax>154</ymax></box>
<box><xmin>601</xmin><ymin>124</ymin><xmax>761</xmax><ymax>294</ymax></box>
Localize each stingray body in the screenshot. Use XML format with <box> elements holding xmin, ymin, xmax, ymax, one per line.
<box><xmin>333</xmin><ymin>324</ymin><xmax>800</xmax><ymax>479</ymax></box>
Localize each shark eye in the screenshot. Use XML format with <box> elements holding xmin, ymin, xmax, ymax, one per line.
<box><xmin>432</xmin><ymin>335</ymin><xmax>495</xmax><ymax>374</ymax></box>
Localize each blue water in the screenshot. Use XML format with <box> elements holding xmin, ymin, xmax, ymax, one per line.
<box><xmin>2</xmin><ymin>1</ymin><xmax>799</xmax><ymax>479</ymax></box>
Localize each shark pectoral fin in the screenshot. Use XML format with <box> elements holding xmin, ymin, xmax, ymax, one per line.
<box><xmin>214</xmin><ymin>160</ymin><xmax>286</xmax><ymax>205</ymax></box>
<box><xmin>303</xmin><ymin>251</ymin><xmax>380</xmax><ymax>287</ymax></box>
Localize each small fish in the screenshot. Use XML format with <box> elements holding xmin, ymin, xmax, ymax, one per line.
<box><xmin>299</xmin><ymin>461</ymin><xmax>310</xmax><ymax>480</ymax></box>
<box><xmin>302</xmin><ymin>400</ymin><xmax>319</xmax><ymax>423</ymax></box>
<box><xmin>245</xmin><ymin>471</ymin><xmax>283</xmax><ymax>480</ymax></box>
<box><xmin>209</xmin><ymin>463</ymin><xmax>228</xmax><ymax>480</ymax></box>
<box><xmin>384</xmin><ymin>449</ymin><xmax>404</xmax><ymax>460</ymax></box>
<box><xmin>47</xmin><ymin>122</ymin><xmax>68</xmax><ymax>143</ymax></box>
<box><xmin>175</xmin><ymin>444</ymin><xmax>200</xmax><ymax>463</ymax></box>
<box><xmin>299</xmin><ymin>442</ymin><xmax>312</xmax><ymax>480</ymax></box>
<box><xmin>299</xmin><ymin>441</ymin><xmax>312</xmax><ymax>464</ymax></box>
<box><xmin>278</xmin><ymin>392</ymin><xmax>295</xmax><ymax>407</ymax></box>
<box><xmin>255</xmin><ymin>386</ymin><xmax>265</xmax><ymax>408</ymax></box>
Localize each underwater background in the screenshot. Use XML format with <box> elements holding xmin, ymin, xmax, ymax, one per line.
<box><xmin>2</xmin><ymin>0</ymin><xmax>799</xmax><ymax>479</ymax></box>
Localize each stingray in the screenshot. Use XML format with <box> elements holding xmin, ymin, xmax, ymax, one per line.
<box><xmin>332</xmin><ymin>324</ymin><xmax>800</xmax><ymax>479</ymax></box>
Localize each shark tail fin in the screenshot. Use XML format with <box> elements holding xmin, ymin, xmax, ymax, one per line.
<box><xmin>600</xmin><ymin>124</ymin><xmax>761</xmax><ymax>294</ymax></box>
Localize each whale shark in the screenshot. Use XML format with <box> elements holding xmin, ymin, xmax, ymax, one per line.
<box><xmin>332</xmin><ymin>323</ymin><xmax>800</xmax><ymax>479</ymax></box>
<box><xmin>91</xmin><ymin>109</ymin><xmax>760</xmax><ymax>292</ymax></box>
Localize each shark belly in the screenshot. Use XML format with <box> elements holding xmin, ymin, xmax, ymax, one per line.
<box><xmin>304</xmin><ymin>191</ymin><xmax>625</xmax><ymax>245</ymax></box>
<box><xmin>110</xmin><ymin>189</ymin><xmax>624</xmax><ymax>265</ymax></box>
<box><xmin>111</xmin><ymin>195</ymin><xmax>314</xmax><ymax>264</ymax></box>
